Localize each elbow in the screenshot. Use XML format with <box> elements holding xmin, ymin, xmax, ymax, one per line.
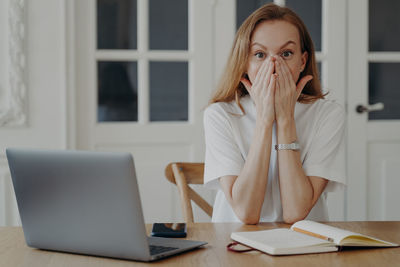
<box><xmin>240</xmin><ymin>216</ymin><xmax>260</xmax><ymax>225</ymax></box>
<box><xmin>282</xmin><ymin>197</ymin><xmax>315</xmax><ymax>224</ymax></box>
<box><xmin>235</xmin><ymin>209</ymin><xmax>260</xmax><ymax>225</ymax></box>
<box><xmin>282</xmin><ymin>209</ymin><xmax>309</xmax><ymax>224</ymax></box>
<box><xmin>282</xmin><ymin>215</ymin><xmax>305</xmax><ymax>224</ymax></box>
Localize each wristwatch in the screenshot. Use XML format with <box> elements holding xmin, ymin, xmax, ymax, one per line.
<box><xmin>275</xmin><ymin>141</ymin><xmax>300</xmax><ymax>151</ymax></box>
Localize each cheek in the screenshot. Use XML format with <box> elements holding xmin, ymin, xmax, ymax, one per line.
<box><xmin>287</xmin><ymin>62</ymin><xmax>301</xmax><ymax>82</ymax></box>
<box><xmin>247</xmin><ymin>61</ymin><xmax>262</xmax><ymax>83</ymax></box>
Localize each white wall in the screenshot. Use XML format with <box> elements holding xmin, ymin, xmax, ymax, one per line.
<box><xmin>0</xmin><ymin>0</ymin><xmax>67</xmax><ymax>225</ymax></box>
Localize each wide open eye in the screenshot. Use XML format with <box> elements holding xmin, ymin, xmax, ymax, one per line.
<box><xmin>281</xmin><ymin>50</ymin><xmax>294</xmax><ymax>59</ymax></box>
<box><xmin>254</xmin><ymin>52</ymin><xmax>266</xmax><ymax>59</ymax></box>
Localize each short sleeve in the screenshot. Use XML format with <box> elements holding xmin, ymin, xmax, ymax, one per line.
<box><xmin>203</xmin><ymin>105</ymin><xmax>244</xmax><ymax>190</ymax></box>
<box><xmin>302</xmin><ymin>103</ymin><xmax>346</xmax><ymax>192</ymax></box>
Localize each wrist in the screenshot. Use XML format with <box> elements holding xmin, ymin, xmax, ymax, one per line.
<box><xmin>256</xmin><ymin>115</ymin><xmax>274</xmax><ymax>129</ymax></box>
<box><xmin>276</xmin><ymin>118</ymin><xmax>297</xmax><ymax>144</ymax></box>
<box><xmin>276</xmin><ymin>116</ymin><xmax>295</xmax><ymax>128</ymax></box>
<box><xmin>275</xmin><ymin>142</ymin><xmax>300</xmax><ymax>151</ymax></box>
<box><xmin>255</xmin><ymin>121</ymin><xmax>273</xmax><ymax>137</ymax></box>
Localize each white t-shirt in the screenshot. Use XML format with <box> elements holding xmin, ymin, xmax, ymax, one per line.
<box><xmin>203</xmin><ymin>95</ymin><xmax>346</xmax><ymax>222</ymax></box>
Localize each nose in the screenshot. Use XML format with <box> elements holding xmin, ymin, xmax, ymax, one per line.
<box><xmin>269</xmin><ymin>56</ymin><xmax>277</xmax><ymax>73</ymax></box>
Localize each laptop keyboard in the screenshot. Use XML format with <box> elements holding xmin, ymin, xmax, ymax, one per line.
<box><xmin>150</xmin><ymin>245</ymin><xmax>178</xmax><ymax>255</ymax></box>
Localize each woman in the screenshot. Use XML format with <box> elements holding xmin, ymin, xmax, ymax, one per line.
<box><xmin>204</xmin><ymin>3</ymin><xmax>345</xmax><ymax>224</ymax></box>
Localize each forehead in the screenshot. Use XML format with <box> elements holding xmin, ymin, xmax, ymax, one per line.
<box><xmin>250</xmin><ymin>20</ymin><xmax>300</xmax><ymax>48</ymax></box>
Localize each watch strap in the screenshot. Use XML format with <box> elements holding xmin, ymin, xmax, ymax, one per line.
<box><xmin>275</xmin><ymin>142</ymin><xmax>300</xmax><ymax>151</ymax></box>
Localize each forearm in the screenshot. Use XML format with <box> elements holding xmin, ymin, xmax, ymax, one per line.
<box><xmin>230</xmin><ymin>122</ymin><xmax>273</xmax><ymax>224</ymax></box>
<box><xmin>276</xmin><ymin>119</ymin><xmax>315</xmax><ymax>223</ymax></box>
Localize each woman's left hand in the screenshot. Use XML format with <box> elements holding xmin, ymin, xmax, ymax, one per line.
<box><xmin>274</xmin><ymin>56</ymin><xmax>313</xmax><ymax>124</ymax></box>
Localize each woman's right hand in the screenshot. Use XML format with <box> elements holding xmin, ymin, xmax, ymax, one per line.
<box><xmin>240</xmin><ymin>57</ymin><xmax>277</xmax><ymax>126</ymax></box>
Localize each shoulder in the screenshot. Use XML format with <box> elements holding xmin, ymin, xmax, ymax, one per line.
<box><xmin>314</xmin><ymin>99</ymin><xmax>345</xmax><ymax>125</ymax></box>
<box><xmin>203</xmin><ymin>102</ymin><xmax>233</xmax><ymax>132</ymax></box>
<box><xmin>295</xmin><ymin>99</ymin><xmax>346</xmax><ymax>139</ymax></box>
<box><xmin>316</xmin><ymin>98</ymin><xmax>344</xmax><ymax>113</ymax></box>
<box><xmin>204</xmin><ymin>96</ymin><xmax>252</xmax><ymax>122</ymax></box>
<box><xmin>204</xmin><ymin>102</ymin><xmax>232</xmax><ymax>118</ymax></box>
<box><xmin>299</xmin><ymin>98</ymin><xmax>345</xmax><ymax>122</ymax></box>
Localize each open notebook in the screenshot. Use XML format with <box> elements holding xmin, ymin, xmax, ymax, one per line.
<box><xmin>230</xmin><ymin>220</ymin><xmax>398</xmax><ymax>255</ymax></box>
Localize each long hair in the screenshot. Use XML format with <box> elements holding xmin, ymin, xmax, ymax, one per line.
<box><xmin>210</xmin><ymin>3</ymin><xmax>324</xmax><ymax>112</ymax></box>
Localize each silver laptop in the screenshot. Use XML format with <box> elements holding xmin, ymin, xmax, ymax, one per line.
<box><xmin>6</xmin><ymin>148</ymin><xmax>207</xmax><ymax>261</ymax></box>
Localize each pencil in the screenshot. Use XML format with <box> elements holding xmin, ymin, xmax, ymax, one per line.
<box><xmin>292</xmin><ymin>227</ymin><xmax>334</xmax><ymax>242</ymax></box>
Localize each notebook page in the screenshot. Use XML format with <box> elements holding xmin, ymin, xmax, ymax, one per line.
<box><xmin>231</xmin><ymin>228</ymin><xmax>334</xmax><ymax>254</ymax></box>
<box><xmin>291</xmin><ymin>220</ymin><xmax>359</xmax><ymax>244</ymax></box>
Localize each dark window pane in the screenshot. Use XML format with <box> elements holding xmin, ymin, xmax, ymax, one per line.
<box><xmin>369</xmin><ymin>63</ymin><xmax>400</xmax><ymax>120</ymax></box>
<box><xmin>150</xmin><ymin>62</ymin><xmax>188</xmax><ymax>121</ymax></box>
<box><xmin>149</xmin><ymin>0</ymin><xmax>188</xmax><ymax>50</ymax></box>
<box><xmin>286</xmin><ymin>0</ymin><xmax>322</xmax><ymax>51</ymax></box>
<box><xmin>98</xmin><ymin>61</ymin><xmax>138</xmax><ymax>122</ymax></box>
<box><xmin>369</xmin><ymin>0</ymin><xmax>400</xmax><ymax>51</ymax></box>
<box><xmin>236</xmin><ymin>0</ymin><xmax>273</xmax><ymax>29</ymax></box>
<box><xmin>97</xmin><ymin>0</ymin><xmax>137</xmax><ymax>49</ymax></box>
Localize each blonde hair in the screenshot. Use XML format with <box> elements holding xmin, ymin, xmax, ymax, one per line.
<box><xmin>210</xmin><ymin>3</ymin><xmax>324</xmax><ymax>112</ymax></box>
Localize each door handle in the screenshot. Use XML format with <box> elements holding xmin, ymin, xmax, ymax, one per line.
<box><xmin>356</xmin><ymin>103</ymin><xmax>384</xmax><ymax>114</ymax></box>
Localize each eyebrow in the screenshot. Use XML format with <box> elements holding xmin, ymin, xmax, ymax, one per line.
<box><xmin>250</xmin><ymin>40</ymin><xmax>296</xmax><ymax>50</ymax></box>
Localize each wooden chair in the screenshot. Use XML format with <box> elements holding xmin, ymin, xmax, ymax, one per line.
<box><xmin>165</xmin><ymin>162</ymin><xmax>213</xmax><ymax>223</ymax></box>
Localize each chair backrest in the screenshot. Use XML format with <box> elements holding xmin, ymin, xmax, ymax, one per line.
<box><xmin>165</xmin><ymin>162</ymin><xmax>213</xmax><ymax>223</ymax></box>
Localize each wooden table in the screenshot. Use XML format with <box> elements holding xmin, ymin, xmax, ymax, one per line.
<box><xmin>1</xmin><ymin>222</ymin><xmax>399</xmax><ymax>266</ymax></box>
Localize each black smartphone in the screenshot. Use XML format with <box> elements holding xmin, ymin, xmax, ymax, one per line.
<box><xmin>151</xmin><ymin>223</ymin><xmax>187</xmax><ymax>238</ymax></box>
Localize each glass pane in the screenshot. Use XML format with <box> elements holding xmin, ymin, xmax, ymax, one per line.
<box><xmin>150</xmin><ymin>62</ymin><xmax>188</xmax><ymax>121</ymax></box>
<box><xmin>369</xmin><ymin>0</ymin><xmax>400</xmax><ymax>51</ymax></box>
<box><xmin>98</xmin><ymin>61</ymin><xmax>138</xmax><ymax>122</ymax></box>
<box><xmin>97</xmin><ymin>0</ymin><xmax>137</xmax><ymax>49</ymax></box>
<box><xmin>149</xmin><ymin>0</ymin><xmax>188</xmax><ymax>50</ymax></box>
<box><xmin>369</xmin><ymin>63</ymin><xmax>400</xmax><ymax>120</ymax></box>
<box><xmin>236</xmin><ymin>0</ymin><xmax>273</xmax><ymax>29</ymax></box>
<box><xmin>286</xmin><ymin>0</ymin><xmax>322</xmax><ymax>51</ymax></box>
